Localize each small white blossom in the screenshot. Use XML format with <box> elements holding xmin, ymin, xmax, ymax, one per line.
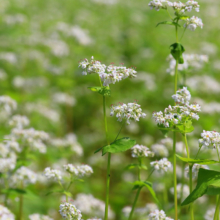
<box><xmin>151</xmin><ymin>144</ymin><xmax>169</xmax><ymax>157</ymax></box>
<box><xmin>199</xmin><ymin>130</ymin><xmax>220</xmax><ymax>149</ymax></box>
<box><xmin>150</xmin><ymin>158</ymin><xmax>172</xmax><ymax>172</ymax></box>
<box><xmin>148</xmin><ymin>0</ymin><xmax>173</xmax><ymax>11</ymax></box>
<box><xmin>110</xmin><ymin>102</ymin><xmax>146</xmax><ymax>124</ymax></box>
<box><xmin>44</xmin><ymin>167</ymin><xmax>62</xmax><ymax>181</ymax></box>
<box><xmin>59</xmin><ymin>203</ymin><xmax>82</xmax><ymax>220</ymax></box>
<box><xmin>172</xmin><ymin>87</ymin><xmax>191</xmax><ymax>105</ymax></box>
<box><xmin>29</xmin><ymin>213</ymin><xmax>53</xmax><ymax>220</ymax></box>
<box><xmin>0</xmin><ymin>95</ymin><xmax>17</xmax><ymax>114</ymax></box>
<box><xmin>131</xmin><ymin>144</ymin><xmax>154</xmax><ymax>158</ymax></box>
<box><xmin>184</xmin><ymin>16</ymin><xmax>203</xmax><ymax>31</ymax></box>
<box><xmin>9</xmin><ymin>115</ymin><xmax>29</xmax><ymax>129</ymax></box>
<box><xmin>185</xmin><ymin>164</ymin><xmax>209</xmax><ymax>179</ymax></box>
<box><xmin>63</xmin><ymin>164</ymin><xmax>93</xmax><ymax>177</ymax></box>
<box><xmin>53</xmin><ymin>92</ymin><xmax>76</xmax><ymax>106</ymax></box>
<box><xmin>204</xmin><ymin>207</ymin><xmax>219</xmax><ymax>220</ymax></box>
<box><xmin>148</xmin><ymin>209</ymin><xmax>173</xmax><ymax>220</ymax></box>
<box><xmin>10</xmin><ymin>166</ymin><xmax>37</xmax><ymax>186</ymax></box>
<box><xmin>0</xmin><ymin>205</ymin><xmax>15</xmax><ymax>220</ymax></box>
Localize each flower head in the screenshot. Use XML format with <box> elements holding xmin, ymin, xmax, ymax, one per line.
<box><xmin>0</xmin><ymin>205</ymin><xmax>15</xmax><ymax>220</ymax></box>
<box><xmin>199</xmin><ymin>130</ymin><xmax>220</xmax><ymax>149</ymax></box>
<box><xmin>131</xmin><ymin>144</ymin><xmax>154</xmax><ymax>158</ymax></box>
<box><xmin>110</xmin><ymin>102</ymin><xmax>146</xmax><ymax>124</ymax></box>
<box><xmin>59</xmin><ymin>202</ymin><xmax>82</xmax><ymax>220</ymax></box>
<box><xmin>63</xmin><ymin>164</ymin><xmax>93</xmax><ymax>177</ymax></box>
<box><xmin>44</xmin><ymin>167</ymin><xmax>63</xmax><ymax>181</ymax></box>
<box><xmin>185</xmin><ymin>164</ymin><xmax>209</xmax><ymax>179</ymax></box>
<box><xmin>148</xmin><ymin>209</ymin><xmax>173</xmax><ymax>220</ymax></box>
<box><xmin>184</xmin><ymin>16</ymin><xmax>203</xmax><ymax>31</ymax></box>
<box><xmin>150</xmin><ymin>158</ymin><xmax>172</xmax><ymax>172</ymax></box>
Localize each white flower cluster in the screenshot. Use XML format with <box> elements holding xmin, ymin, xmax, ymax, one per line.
<box><xmin>59</xmin><ymin>202</ymin><xmax>82</xmax><ymax>220</ymax></box>
<box><xmin>50</xmin><ymin>133</ymin><xmax>83</xmax><ymax>156</ymax></box>
<box><xmin>0</xmin><ymin>205</ymin><xmax>15</xmax><ymax>220</ymax></box>
<box><xmin>199</xmin><ymin>130</ymin><xmax>220</xmax><ymax>149</ymax></box>
<box><xmin>9</xmin><ymin>128</ymin><xmax>49</xmax><ymax>153</ymax></box>
<box><xmin>110</xmin><ymin>102</ymin><xmax>146</xmax><ymax>124</ymax></box>
<box><xmin>10</xmin><ymin>166</ymin><xmax>37</xmax><ymax>186</ymax></box>
<box><xmin>63</xmin><ymin>164</ymin><xmax>93</xmax><ymax>177</ymax></box>
<box><xmin>148</xmin><ymin>209</ymin><xmax>173</xmax><ymax>220</ymax></box>
<box><xmin>78</xmin><ymin>56</ymin><xmax>137</xmax><ymax>86</ymax></box>
<box><xmin>151</xmin><ymin>144</ymin><xmax>169</xmax><ymax>157</ymax></box>
<box><xmin>53</xmin><ymin>92</ymin><xmax>76</xmax><ymax>106</ymax></box>
<box><xmin>204</xmin><ymin>207</ymin><xmax>218</xmax><ymax>220</ymax></box>
<box><xmin>185</xmin><ymin>164</ymin><xmax>209</xmax><ymax>179</ymax></box>
<box><xmin>152</xmin><ymin>87</ymin><xmax>201</xmax><ymax>128</ymax></box>
<box><xmin>170</xmin><ymin>183</ymin><xmax>189</xmax><ymax>199</ymax></box>
<box><xmin>44</xmin><ymin>167</ymin><xmax>63</xmax><ymax>181</ymax></box>
<box><xmin>149</xmin><ymin>0</ymin><xmax>199</xmax><ymax>13</ymax></box>
<box><xmin>29</xmin><ymin>213</ymin><xmax>53</xmax><ymax>220</ymax></box>
<box><xmin>72</xmin><ymin>193</ymin><xmax>115</xmax><ymax>219</ymax></box>
<box><xmin>0</xmin><ymin>95</ymin><xmax>17</xmax><ymax>114</ymax></box>
<box><xmin>184</xmin><ymin>16</ymin><xmax>203</xmax><ymax>31</ymax></box>
<box><xmin>8</xmin><ymin>115</ymin><xmax>30</xmax><ymax>129</ymax></box>
<box><xmin>0</xmin><ymin>157</ymin><xmax>16</xmax><ymax>173</ymax></box>
<box><xmin>131</xmin><ymin>144</ymin><xmax>154</xmax><ymax>158</ymax></box>
<box><xmin>166</xmin><ymin>54</ymin><xmax>208</xmax><ymax>76</ymax></box>
<box><xmin>150</xmin><ymin>158</ymin><xmax>172</xmax><ymax>172</ymax></box>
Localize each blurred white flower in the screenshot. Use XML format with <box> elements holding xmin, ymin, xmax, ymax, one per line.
<box><xmin>59</xmin><ymin>202</ymin><xmax>82</xmax><ymax>220</ymax></box>
<box><xmin>148</xmin><ymin>209</ymin><xmax>173</xmax><ymax>220</ymax></box>
<box><xmin>151</xmin><ymin>144</ymin><xmax>169</xmax><ymax>157</ymax></box>
<box><xmin>184</xmin><ymin>16</ymin><xmax>203</xmax><ymax>31</ymax></box>
<box><xmin>131</xmin><ymin>144</ymin><xmax>154</xmax><ymax>158</ymax></box>
<box><xmin>185</xmin><ymin>163</ymin><xmax>209</xmax><ymax>179</ymax></box>
<box><xmin>53</xmin><ymin>92</ymin><xmax>76</xmax><ymax>106</ymax></box>
<box><xmin>0</xmin><ymin>204</ymin><xmax>15</xmax><ymax>219</ymax></box>
<box><xmin>29</xmin><ymin>213</ymin><xmax>53</xmax><ymax>220</ymax></box>
<box><xmin>150</xmin><ymin>158</ymin><xmax>172</xmax><ymax>172</ymax></box>
<box><xmin>9</xmin><ymin>115</ymin><xmax>29</xmax><ymax>129</ymax></box>
<box><xmin>170</xmin><ymin>183</ymin><xmax>189</xmax><ymax>199</ymax></box>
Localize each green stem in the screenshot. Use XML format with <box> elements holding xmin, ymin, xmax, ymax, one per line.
<box><xmin>216</xmin><ymin>147</ymin><xmax>220</xmax><ymax>162</ymax></box>
<box><xmin>214</xmin><ymin>195</ymin><xmax>220</xmax><ymax>220</ymax></box>
<box><xmin>174</xmin><ymin>60</ymin><xmax>178</xmax><ymax>94</ymax></box>
<box><xmin>103</xmin><ymin>95</ymin><xmax>111</xmax><ymax>220</ymax></box>
<box><xmin>175</xmin><ymin>23</ymin><xmax>179</xmax><ymax>43</ymax></box>
<box><xmin>180</xmin><ymin>27</ymin><xmax>187</xmax><ymax>41</ymax></box>
<box><xmin>166</xmin><ymin>9</ymin><xmax>173</xmax><ymax>19</ymax></box>
<box><xmin>19</xmin><ymin>182</ymin><xmax>24</xmax><ymax>220</ymax></box>
<box><xmin>194</xmin><ymin>147</ymin><xmax>201</xmax><ymax>159</ymax></box>
<box><xmin>128</xmin><ymin>187</ymin><xmax>142</xmax><ymax>220</ymax></box>
<box><xmin>189</xmin><ymin>165</ymin><xmax>194</xmax><ymax>220</ymax></box>
<box><xmin>184</xmin><ymin>133</ymin><xmax>190</xmax><ymax>159</ymax></box>
<box><xmin>173</xmin><ymin>131</ymin><xmax>178</xmax><ymax>220</ymax></box>
<box><xmin>146</xmin><ymin>168</ymin><xmax>154</xmax><ymax>181</ymax></box>
<box><xmin>114</xmin><ymin>120</ymin><xmax>126</xmax><ymax>141</ymax></box>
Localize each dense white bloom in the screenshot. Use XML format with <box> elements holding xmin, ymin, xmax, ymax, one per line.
<box><xmin>184</xmin><ymin>16</ymin><xmax>203</xmax><ymax>31</ymax></box>
<box><xmin>110</xmin><ymin>102</ymin><xmax>146</xmax><ymax>124</ymax></box>
<box><xmin>59</xmin><ymin>202</ymin><xmax>82</xmax><ymax>220</ymax></box>
<box><xmin>149</xmin><ymin>209</ymin><xmax>173</xmax><ymax>220</ymax></box>
<box><xmin>166</xmin><ymin>54</ymin><xmax>208</xmax><ymax>75</ymax></box>
<box><xmin>148</xmin><ymin>0</ymin><xmax>173</xmax><ymax>11</ymax></box>
<box><xmin>185</xmin><ymin>164</ymin><xmax>209</xmax><ymax>179</ymax></box>
<box><xmin>9</xmin><ymin>115</ymin><xmax>29</xmax><ymax>129</ymax></box>
<box><xmin>0</xmin><ymin>157</ymin><xmax>16</xmax><ymax>172</ymax></box>
<box><xmin>53</xmin><ymin>92</ymin><xmax>76</xmax><ymax>106</ymax></box>
<box><xmin>172</xmin><ymin>87</ymin><xmax>191</xmax><ymax>105</ymax></box>
<box><xmin>63</xmin><ymin>164</ymin><xmax>93</xmax><ymax>177</ymax></box>
<box><xmin>73</xmin><ymin>193</ymin><xmax>114</xmax><ymax>219</ymax></box>
<box><xmin>0</xmin><ymin>52</ymin><xmax>17</xmax><ymax>64</ymax></box>
<box><xmin>151</xmin><ymin>144</ymin><xmax>169</xmax><ymax>157</ymax></box>
<box><xmin>170</xmin><ymin>183</ymin><xmax>189</xmax><ymax>199</ymax></box>
<box><xmin>0</xmin><ymin>95</ymin><xmax>17</xmax><ymax>114</ymax></box>
<box><xmin>131</xmin><ymin>144</ymin><xmax>154</xmax><ymax>158</ymax></box>
<box><xmin>150</xmin><ymin>158</ymin><xmax>172</xmax><ymax>172</ymax></box>
<box><xmin>29</xmin><ymin>213</ymin><xmax>53</xmax><ymax>220</ymax></box>
<box><xmin>185</xmin><ymin>0</ymin><xmax>200</xmax><ymax>12</ymax></box>
<box><xmin>199</xmin><ymin>130</ymin><xmax>220</xmax><ymax>149</ymax></box>
<box><xmin>0</xmin><ymin>205</ymin><xmax>15</xmax><ymax>219</ymax></box>
<box><xmin>44</xmin><ymin>167</ymin><xmax>62</xmax><ymax>181</ymax></box>
<box><xmin>10</xmin><ymin>166</ymin><xmax>37</xmax><ymax>186</ymax></box>
<box><xmin>79</xmin><ymin>57</ymin><xmax>137</xmax><ymax>86</ymax></box>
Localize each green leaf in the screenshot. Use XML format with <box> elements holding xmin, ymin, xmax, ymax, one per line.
<box><xmin>176</xmin><ymin>154</ymin><xmax>219</xmax><ymax>165</ymax></box>
<box><xmin>102</xmin><ymin>137</ymin><xmax>136</xmax><ymax>156</ymax></box>
<box><xmin>156</xmin><ymin>21</ymin><xmax>181</xmax><ymax>27</ymax></box>
<box><xmin>179</xmin><ymin>15</ymin><xmax>189</xmax><ymax>20</ymax></box>
<box><xmin>206</xmin><ymin>185</ymin><xmax>220</xmax><ymax>196</ymax></box>
<box><xmin>125</xmin><ymin>164</ymin><xmax>148</xmax><ymax>170</ymax></box>
<box><xmin>182</xmin><ymin>169</ymin><xmax>220</xmax><ymax>206</ymax></box>
<box><xmin>88</xmin><ymin>86</ymin><xmax>111</xmax><ymax>97</ymax></box>
<box><xmin>176</xmin><ymin>120</ymin><xmax>194</xmax><ymax>133</ymax></box>
<box><xmin>170</xmin><ymin>43</ymin><xmax>185</xmax><ymax>64</ymax></box>
<box><xmin>45</xmin><ymin>190</ymin><xmax>64</xmax><ymax>196</ymax></box>
<box><xmin>132</xmin><ymin>181</ymin><xmax>159</xmax><ymax>204</ymax></box>
<box><xmin>2</xmin><ymin>188</ymin><xmax>27</xmax><ymax>195</ymax></box>
<box><xmin>157</xmin><ymin>124</ymin><xmax>170</xmax><ymax>137</ymax></box>
<box><xmin>94</xmin><ymin>146</ymin><xmax>103</xmax><ymax>154</ymax></box>
<box><xmin>64</xmin><ymin>191</ymin><xmax>72</xmax><ymax>197</ymax></box>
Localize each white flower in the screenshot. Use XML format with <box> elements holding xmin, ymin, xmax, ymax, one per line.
<box><xmin>185</xmin><ymin>0</ymin><xmax>200</xmax><ymax>12</ymax></box>
<box><xmin>0</xmin><ymin>95</ymin><xmax>17</xmax><ymax>114</ymax></box>
<box><xmin>148</xmin><ymin>0</ymin><xmax>173</xmax><ymax>11</ymax></box>
<box><xmin>10</xmin><ymin>166</ymin><xmax>37</xmax><ymax>187</ymax></box>
<box><xmin>172</xmin><ymin>87</ymin><xmax>191</xmax><ymax>105</ymax></box>
<box><xmin>184</xmin><ymin>16</ymin><xmax>203</xmax><ymax>31</ymax></box>
<box><xmin>151</xmin><ymin>144</ymin><xmax>169</xmax><ymax>157</ymax></box>
<box><xmin>110</xmin><ymin>102</ymin><xmax>146</xmax><ymax>124</ymax></box>
<box><xmin>29</xmin><ymin>213</ymin><xmax>53</xmax><ymax>220</ymax></box>
<box><xmin>63</xmin><ymin>164</ymin><xmax>93</xmax><ymax>177</ymax></box>
<box><xmin>59</xmin><ymin>202</ymin><xmax>82</xmax><ymax>220</ymax></box>
<box><xmin>53</xmin><ymin>92</ymin><xmax>76</xmax><ymax>106</ymax></box>
<box><xmin>9</xmin><ymin>115</ymin><xmax>29</xmax><ymax>129</ymax></box>
<box><xmin>185</xmin><ymin>164</ymin><xmax>209</xmax><ymax>179</ymax></box>
<box><xmin>0</xmin><ymin>157</ymin><xmax>16</xmax><ymax>172</ymax></box>
<box><xmin>0</xmin><ymin>205</ymin><xmax>15</xmax><ymax>220</ymax></box>
<box><xmin>199</xmin><ymin>130</ymin><xmax>220</xmax><ymax>149</ymax></box>
<box><xmin>170</xmin><ymin>183</ymin><xmax>189</xmax><ymax>199</ymax></box>
<box><xmin>148</xmin><ymin>209</ymin><xmax>173</xmax><ymax>220</ymax></box>
<box><xmin>44</xmin><ymin>167</ymin><xmax>63</xmax><ymax>181</ymax></box>
<box><xmin>131</xmin><ymin>144</ymin><xmax>154</xmax><ymax>158</ymax></box>
<box><xmin>204</xmin><ymin>207</ymin><xmax>218</xmax><ymax>220</ymax></box>
<box><xmin>150</xmin><ymin>158</ymin><xmax>172</xmax><ymax>172</ymax></box>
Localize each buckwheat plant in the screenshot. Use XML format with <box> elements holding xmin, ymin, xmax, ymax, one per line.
<box><xmin>79</xmin><ymin>56</ymin><xmax>146</xmax><ymax>220</ymax></box>
<box><xmin>150</xmin><ymin>1</ymin><xmax>204</xmax><ymax>218</ymax></box>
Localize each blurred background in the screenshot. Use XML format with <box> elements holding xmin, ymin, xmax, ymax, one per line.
<box><xmin>0</xmin><ymin>0</ymin><xmax>220</xmax><ymax>219</ymax></box>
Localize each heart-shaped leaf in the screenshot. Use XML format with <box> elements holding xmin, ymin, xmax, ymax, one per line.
<box><xmin>88</xmin><ymin>86</ymin><xmax>111</xmax><ymax>97</ymax></box>
<box><xmin>170</xmin><ymin>43</ymin><xmax>185</xmax><ymax>64</ymax></box>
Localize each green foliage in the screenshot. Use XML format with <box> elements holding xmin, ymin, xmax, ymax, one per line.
<box><xmin>156</xmin><ymin>21</ymin><xmax>181</xmax><ymax>27</ymax></box>
<box><xmin>170</xmin><ymin>43</ymin><xmax>185</xmax><ymax>64</ymax></box>
<box><xmin>125</xmin><ymin>163</ymin><xmax>148</xmax><ymax>170</ymax></box>
<box><xmin>102</xmin><ymin>137</ymin><xmax>136</xmax><ymax>156</ymax></box>
<box><xmin>176</xmin><ymin>120</ymin><xmax>194</xmax><ymax>133</ymax></box>
<box><xmin>88</xmin><ymin>86</ymin><xmax>111</xmax><ymax>97</ymax></box>
<box><xmin>182</xmin><ymin>169</ymin><xmax>220</xmax><ymax>206</ymax></box>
